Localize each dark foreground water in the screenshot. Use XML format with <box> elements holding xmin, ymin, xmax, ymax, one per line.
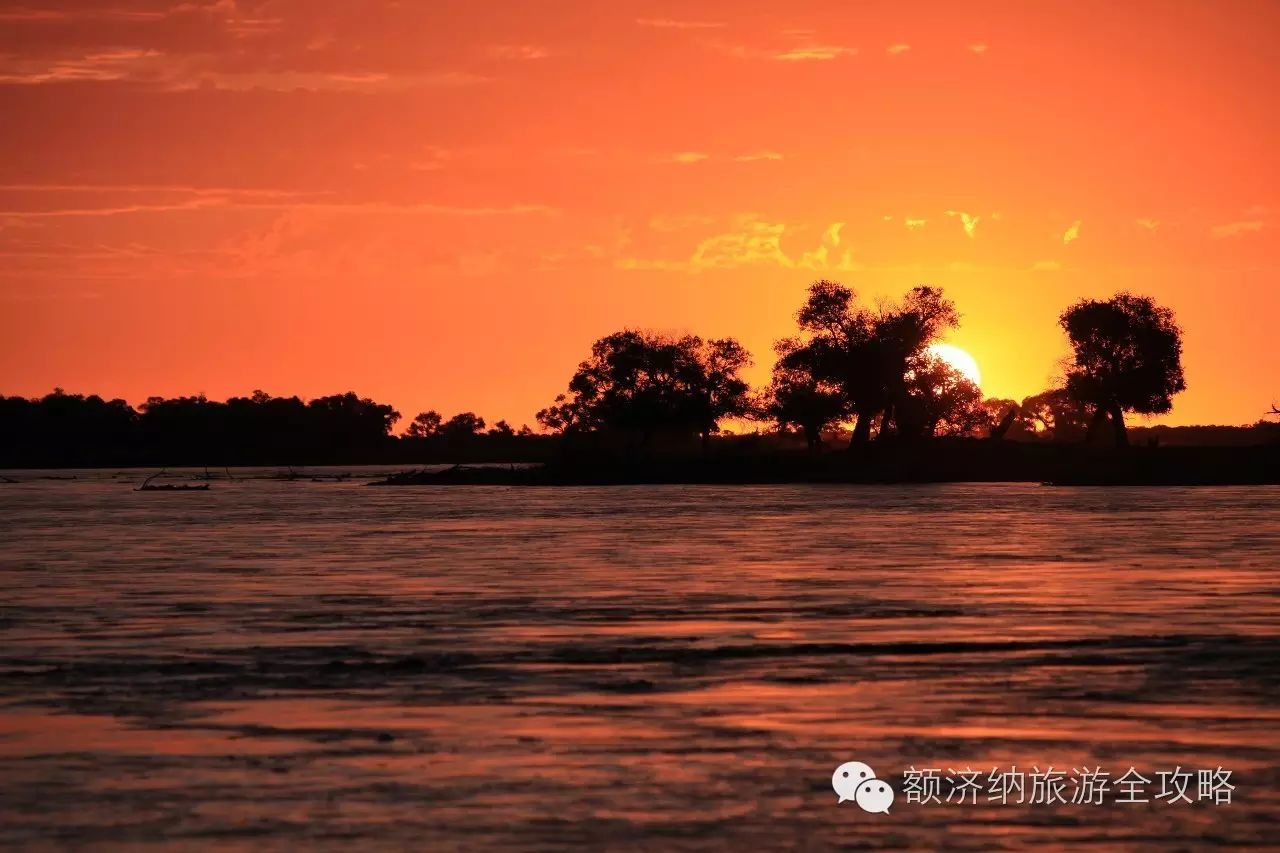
<box><xmin>1</xmin><ymin>470</ymin><xmax>1278</xmax><ymax>850</ymax></box>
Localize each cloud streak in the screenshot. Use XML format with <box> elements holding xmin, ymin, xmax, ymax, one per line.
<box><xmin>659</xmin><ymin>152</ymin><xmax>711</xmax><ymax>165</ymax></box>
<box><xmin>635</xmin><ymin>18</ymin><xmax>725</xmax><ymax>30</ymax></box>
<box><xmin>1210</xmin><ymin>220</ymin><xmax>1264</xmax><ymax>238</ymax></box>
<box><xmin>772</xmin><ymin>44</ymin><xmax>857</xmax><ymax>61</ymax></box>
<box><xmin>0</xmin><ymin>196</ymin><xmax>557</xmax><ymax>219</ymax></box>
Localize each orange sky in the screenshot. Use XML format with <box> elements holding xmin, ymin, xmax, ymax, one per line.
<box><xmin>1</xmin><ymin>0</ymin><xmax>1277</xmax><ymax>428</ymax></box>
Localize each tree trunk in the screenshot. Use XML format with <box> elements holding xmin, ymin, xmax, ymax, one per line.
<box><xmin>1086</xmin><ymin>406</ymin><xmax>1110</xmax><ymax>444</ymax></box>
<box><xmin>804</xmin><ymin>425</ymin><xmax>820</xmax><ymax>452</ymax></box>
<box><xmin>1108</xmin><ymin>402</ymin><xmax>1128</xmax><ymax>447</ymax></box>
<box><xmin>876</xmin><ymin>404</ymin><xmax>894</xmax><ymax>441</ymax></box>
<box><xmin>700</xmin><ymin>430</ymin><xmax>710</xmax><ymax>456</ymax></box>
<box><xmin>990</xmin><ymin>406</ymin><xmax>1017</xmax><ymax>440</ymax></box>
<box><xmin>850</xmin><ymin>409</ymin><xmax>873</xmax><ymax>446</ymax></box>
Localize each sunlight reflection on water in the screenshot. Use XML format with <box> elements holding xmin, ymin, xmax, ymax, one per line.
<box><xmin>1</xmin><ymin>472</ymin><xmax>1277</xmax><ymax>848</ymax></box>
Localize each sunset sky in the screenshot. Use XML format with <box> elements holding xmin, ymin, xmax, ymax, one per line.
<box><xmin>2</xmin><ymin>0</ymin><xmax>1277</xmax><ymax>428</ymax></box>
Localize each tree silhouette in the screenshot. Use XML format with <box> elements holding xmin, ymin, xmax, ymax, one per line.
<box><xmin>0</xmin><ymin>389</ymin><xmax>137</xmax><ymax>465</ymax></box>
<box><xmin>791</xmin><ymin>281</ymin><xmax>880</xmax><ymax>443</ymax></box>
<box><xmin>439</xmin><ymin>412</ymin><xmax>486</xmax><ymax>438</ymax></box>
<box><xmin>0</xmin><ymin>389</ymin><xmax>555</xmax><ymax>467</ymax></box>
<box><xmin>1018</xmin><ymin>388</ymin><xmax>1091</xmax><ymax>442</ymax></box>
<box><xmin>537</xmin><ymin>330</ymin><xmax>752</xmax><ymax>448</ymax></box>
<box><xmin>305</xmin><ymin>393</ymin><xmax>401</xmax><ymax>455</ymax></box>
<box><xmin>487</xmin><ymin>419</ymin><xmax>516</xmax><ymax>437</ymax></box>
<box><xmin>895</xmin><ymin>354</ymin><xmax>986</xmax><ymax>438</ymax></box>
<box><xmin>981</xmin><ymin>398</ymin><xmax>1022</xmax><ymax>438</ymax></box>
<box><xmin>873</xmin><ymin>286</ymin><xmax>961</xmax><ymax>438</ymax></box>
<box><xmin>405</xmin><ymin>410</ymin><xmax>442</xmax><ymax>438</ymax></box>
<box><xmin>789</xmin><ymin>280</ymin><xmax>959</xmax><ymax>444</ymax></box>
<box><xmin>687</xmin><ymin>337</ymin><xmax>753</xmax><ymax>450</ymax></box>
<box><xmin>1059</xmin><ymin>293</ymin><xmax>1186</xmax><ymax>446</ymax></box>
<box><xmin>763</xmin><ymin>338</ymin><xmax>849</xmax><ymax>451</ymax></box>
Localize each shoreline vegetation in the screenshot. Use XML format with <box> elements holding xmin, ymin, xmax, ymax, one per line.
<box><xmin>3</xmin><ymin>282</ymin><xmax>1278</xmax><ymax>483</ymax></box>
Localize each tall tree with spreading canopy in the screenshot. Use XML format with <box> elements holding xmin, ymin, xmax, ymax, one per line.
<box><xmin>789</xmin><ymin>280</ymin><xmax>959</xmax><ymax>444</ymax></box>
<box><xmin>791</xmin><ymin>281</ymin><xmax>880</xmax><ymax>443</ymax></box>
<box><xmin>873</xmin><ymin>285</ymin><xmax>962</xmax><ymax>437</ymax></box>
<box><xmin>1059</xmin><ymin>293</ymin><xmax>1186</xmax><ymax>446</ymax></box>
<box><xmin>537</xmin><ymin>330</ymin><xmax>752</xmax><ymax>449</ymax></box>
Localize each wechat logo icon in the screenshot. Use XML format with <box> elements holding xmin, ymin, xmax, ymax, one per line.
<box><xmin>832</xmin><ymin>760</ymin><xmax>894</xmax><ymax>814</ymax></box>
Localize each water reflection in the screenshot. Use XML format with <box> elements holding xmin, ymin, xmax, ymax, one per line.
<box><xmin>1</xmin><ymin>473</ymin><xmax>1277</xmax><ymax>847</ymax></box>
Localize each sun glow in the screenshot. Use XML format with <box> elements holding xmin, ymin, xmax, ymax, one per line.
<box><xmin>928</xmin><ymin>343</ymin><xmax>982</xmax><ymax>387</ymax></box>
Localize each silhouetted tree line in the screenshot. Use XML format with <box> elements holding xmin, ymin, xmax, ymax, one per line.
<box><xmin>0</xmin><ymin>390</ymin><xmax>549</xmax><ymax>467</ymax></box>
<box><xmin>3</xmin><ymin>280</ymin><xmax>1276</xmax><ymax>468</ymax></box>
<box><xmin>537</xmin><ymin>282</ymin><xmax>1204</xmax><ymax>452</ymax></box>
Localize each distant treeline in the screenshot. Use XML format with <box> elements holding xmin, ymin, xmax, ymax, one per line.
<box><xmin>0</xmin><ymin>388</ymin><xmax>1276</xmax><ymax>469</ymax></box>
<box><xmin>1</xmin><ymin>388</ymin><xmax>1275</xmax><ymax>470</ymax></box>
<box><xmin>0</xmin><ymin>390</ymin><xmax>554</xmax><ymax>468</ymax></box>
<box><xmin>3</xmin><ymin>280</ymin><xmax>1278</xmax><ymax>468</ymax></box>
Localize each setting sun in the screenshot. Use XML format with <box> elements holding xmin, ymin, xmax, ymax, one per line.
<box><xmin>928</xmin><ymin>344</ymin><xmax>982</xmax><ymax>388</ymax></box>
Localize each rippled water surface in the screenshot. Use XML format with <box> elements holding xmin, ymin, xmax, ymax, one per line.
<box><xmin>1</xmin><ymin>470</ymin><xmax>1278</xmax><ymax>849</ymax></box>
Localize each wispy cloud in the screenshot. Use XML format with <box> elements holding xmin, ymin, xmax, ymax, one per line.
<box><xmin>636</xmin><ymin>18</ymin><xmax>725</xmax><ymax>30</ymax></box>
<box><xmin>659</xmin><ymin>152</ymin><xmax>711</xmax><ymax>165</ymax></box>
<box><xmin>689</xmin><ymin>218</ymin><xmax>792</xmax><ymax>270</ymax></box>
<box><xmin>887</xmin><ymin>44</ymin><xmax>911</xmax><ymax>55</ymax></box>
<box><xmin>0</xmin><ymin>197</ymin><xmax>231</xmax><ymax>218</ymax></box>
<box><xmin>1210</xmin><ymin>220</ymin><xmax>1264</xmax><ymax>238</ymax></box>
<box><xmin>946</xmin><ymin>210</ymin><xmax>980</xmax><ymax>238</ymax></box>
<box><xmin>0</xmin><ymin>34</ymin><xmax>488</xmax><ymax>92</ymax></box>
<box><xmin>1136</xmin><ymin>218</ymin><xmax>1160</xmax><ymax>231</ymax></box>
<box><xmin>0</xmin><ymin>183</ymin><xmax>321</xmax><ymax>198</ymax></box>
<box><xmin>905</xmin><ymin>217</ymin><xmax>927</xmax><ymax>231</ymax></box>
<box><xmin>487</xmin><ymin>44</ymin><xmax>549</xmax><ymax>61</ymax></box>
<box><xmin>968</xmin><ymin>44</ymin><xmax>988</xmax><ymax>54</ymax></box>
<box><xmin>772</xmin><ymin>44</ymin><xmax>857</xmax><ymax>61</ymax></box>
<box><xmin>1063</xmin><ymin>220</ymin><xmax>1081</xmax><ymax>244</ymax></box>
<box><xmin>0</xmin><ymin>5</ymin><xmax>272</xmax><ymax>29</ymax></box>
<box><xmin>734</xmin><ymin>151</ymin><xmax>784</xmax><ymax>162</ymax></box>
<box><xmin>0</xmin><ymin>194</ymin><xmax>557</xmax><ymax>219</ymax></box>
<box><xmin>0</xmin><ymin>51</ymin><xmax>488</xmax><ymax>90</ymax></box>
<box><xmin>618</xmin><ymin>216</ymin><xmax>860</xmax><ymax>273</ymax></box>
<box><xmin>0</xmin><ymin>49</ymin><xmax>163</xmax><ymax>84</ymax></box>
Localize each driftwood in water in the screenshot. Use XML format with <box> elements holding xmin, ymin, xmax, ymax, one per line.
<box><xmin>137</xmin><ymin>468</ymin><xmax>211</xmax><ymax>491</ymax></box>
<box><xmin>137</xmin><ymin>482</ymin><xmax>210</xmax><ymax>491</ymax></box>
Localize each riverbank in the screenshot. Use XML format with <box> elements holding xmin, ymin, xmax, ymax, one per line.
<box><xmin>371</xmin><ymin>441</ymin><xmax>1280</xmax><ymax>487</ymax></box>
